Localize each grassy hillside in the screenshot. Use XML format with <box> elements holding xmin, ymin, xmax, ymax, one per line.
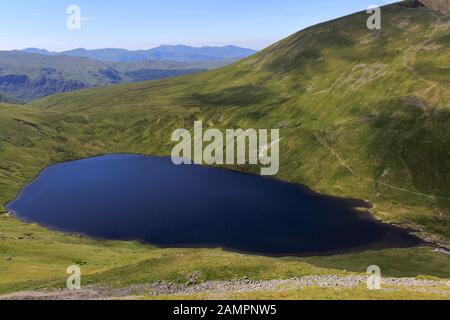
<box><xmin>0</xmin><ymin>2</ymin><xmax>449</xmax><ymax>296</ymax></box>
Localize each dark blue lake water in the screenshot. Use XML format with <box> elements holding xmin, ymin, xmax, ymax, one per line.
<box><xmin>6</xmin><ymin>154</ymin><xmax>421</xmax><ymax>256</ymax></box>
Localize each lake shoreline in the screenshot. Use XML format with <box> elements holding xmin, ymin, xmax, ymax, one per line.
<box><xmin>2</xmin><ymin>209</ymin><xmax>432</xmax><ymax>258</ymax></box>
<box><xmin>4</xmin><ymin>153</ymin><xmax>434</xmax><ymax>257</ymax></box>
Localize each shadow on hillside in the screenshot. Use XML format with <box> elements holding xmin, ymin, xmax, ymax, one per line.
<box><xmin>180</xmin><ymin>84</ymin><xmax>288</xmax><ymax>108</ymax></box>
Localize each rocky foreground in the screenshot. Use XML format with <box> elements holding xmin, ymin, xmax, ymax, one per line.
<box><xmin>1</xmin><ymin>275</ymin><xmax>449</xmax><ymax>300</ymax></box>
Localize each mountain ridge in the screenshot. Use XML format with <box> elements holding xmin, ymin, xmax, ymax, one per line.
<box><xmin>22</xmin><ymin>45</ymin><xmax>257</xmax><ymax>62</ymax></box>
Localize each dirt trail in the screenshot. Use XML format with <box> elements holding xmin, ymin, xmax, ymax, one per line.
<box><xmin>314</xmin><ymin>133</ymin><xmax>450</xmax><ymax>201</ymax></box>
<box><xmin>1</xmin><ymin>275</ymin><xmax>449</xmax><ymax>300</ymax></box>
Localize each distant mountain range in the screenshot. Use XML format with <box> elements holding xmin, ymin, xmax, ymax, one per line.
<box><xmin>22</xmin><ymin>45</ymin><xmax>257</xmax><ymax>62</ymax></box>
<box><xmin>0</xmin><ymin>45</ymin><xmax>257</xmax><ymax>102</ymax></box>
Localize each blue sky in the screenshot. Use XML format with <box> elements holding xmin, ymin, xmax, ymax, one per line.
<box><xmin>0</xmin><ymin>0</ymin><xmax>397</xmax><ymax>51</ymax></box>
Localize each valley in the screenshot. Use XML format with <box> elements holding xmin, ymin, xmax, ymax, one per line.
<box><xmin>0</xmin><ymin>45</ymin><xmax>255</xmax><ymax>102</ymax></box>
<box><xmin>0</xmin><ymin>1</ymin><xmax>449</xmax><ymax>299</ymax></box>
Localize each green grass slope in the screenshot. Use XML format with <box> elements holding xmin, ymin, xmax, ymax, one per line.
<box><xmin>0</xmin><ymin>2</ymin><xmax>449</xmax><ymax>295</ymax></box>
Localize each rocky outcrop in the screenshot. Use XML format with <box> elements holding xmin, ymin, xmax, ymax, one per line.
<box><xmin>419</xmin><ymin>0</ymin><xmax>450</xmax><ymax>13</ymax></box>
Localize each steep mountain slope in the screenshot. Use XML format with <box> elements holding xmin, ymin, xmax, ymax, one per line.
<box><xmin>1</xmin><ymin>1</ymin><xmax>449</xmax><ymax>245</ymax></box>
<box><xmin>22</xmin><ymin>45</ymin><xmax>258</xmax><ymax>62</ymax></box>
